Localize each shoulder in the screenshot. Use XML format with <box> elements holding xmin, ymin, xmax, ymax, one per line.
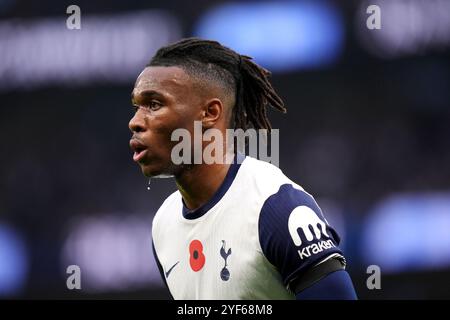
<box><xmin>240</xmin><ymin>156</ymin><xmax>300</xmax><ymax>198</ymax></box>
<box><xmin>258</xmin><ymin>184</ymin><xmax>334</xmax><ymax>249</ymax></box>
<box><xmin>241</xmin><ymin>155</ymin><xmax>284</xmax><ymax>178</ymax></box>
<box><xmin>248</xmin><ymin>160</ymin><xmax>343</xmax><ymax>287</ymax></box>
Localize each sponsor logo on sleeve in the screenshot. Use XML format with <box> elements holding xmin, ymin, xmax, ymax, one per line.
<box><xmin>288</xmin><ymin>206</ymin><xmax>335</xmax><ymax>260</ymax></box>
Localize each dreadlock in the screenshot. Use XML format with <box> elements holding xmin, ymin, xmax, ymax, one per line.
<box><xmin>146</xmin><ymin>38</ymin><xmax>286</xmax><ymax>131</ymax></box>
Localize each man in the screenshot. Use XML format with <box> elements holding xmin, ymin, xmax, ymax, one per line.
<box><xmin>129</xmin><ymin>38</ymin><xmax>357</xmax><ymax>299</ymax></box>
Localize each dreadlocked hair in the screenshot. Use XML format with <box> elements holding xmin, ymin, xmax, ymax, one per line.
<box><xmin>146</xmin><ymin>38</ymin><xmax>286</xmax><ymax>131</ymax></box>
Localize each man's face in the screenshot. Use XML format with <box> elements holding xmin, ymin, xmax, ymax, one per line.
<box><xmin>129</xmin><ymin>66</ymin><xmax>203</xmax><ymax>177</ymax></box>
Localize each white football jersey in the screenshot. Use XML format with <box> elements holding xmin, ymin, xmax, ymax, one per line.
<box><xmin>152</xmin><ymin>155</ymin><xmax>344</xmax><ymax>299</ymax></box>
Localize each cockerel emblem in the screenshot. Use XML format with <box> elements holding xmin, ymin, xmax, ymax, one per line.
<box><xmin>220</xmin><ymin>240</ymin><xmax>232</xmax><ymax>281</ymax></box>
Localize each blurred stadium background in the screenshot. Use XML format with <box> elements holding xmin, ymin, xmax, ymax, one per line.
<box><xmin>1</xmin><ymin>0</ymin><xmax>450</xmax><ymax>299</ymax></box>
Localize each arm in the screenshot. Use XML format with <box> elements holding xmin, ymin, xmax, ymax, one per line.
<box><xmin>291</xmin><ymin>255</ymin><xmax>357</xmax><ymax>300</ymax></box>
<box><xmin>296</xmin><ymin>269</ymin><xmax>357</xmax><ymax>300</ymax></box>
<box><xmin>258</xmin><ymin>184</ymin><xmax>357</xmax><ymax>300</ymax></box>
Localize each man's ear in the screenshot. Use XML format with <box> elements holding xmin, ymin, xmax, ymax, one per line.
<box><xmin>202</xmin><ymin>98</ymin><xmax>223</xmax><ymax>129</ymax></box>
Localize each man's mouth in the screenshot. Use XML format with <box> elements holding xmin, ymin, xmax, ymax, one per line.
<box><xmin>130</xmin><ymin>139</ymin><xmax>148</xmax><ymax>163</ymax></box>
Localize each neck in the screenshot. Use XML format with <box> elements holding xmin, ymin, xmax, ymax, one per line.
<box><xmin>175</xmin><ymin>161</ymin><xmax>231</xmax><ymax>210</ymax></box>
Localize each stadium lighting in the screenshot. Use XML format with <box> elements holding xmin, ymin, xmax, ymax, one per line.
<box><xmin>0</xmin><ymin>224</ymin><xmax>28</xmax><ymax>297</ymax></box>
<box><xmin>61</xmin><ymin>214</ymin><xmax>163</xmax><ymax>292</ymax></box>
<box><xmin>0</xmin><ymin>10</ymin><xmax>181</xmax><ymax>91</ymax></box>
<box><xmin>194</xmin><ymin>1</ymin><xmax>345</xmax><ymax>72</ymax></box>
<box><xmin>363</xmin><ymin>192</ymin><xmax>450</xmax><ymax>273</ymax></box>
<box><xmin>356</xmin><ymin>0</ymin><xmax>450</xmax><ymax>59</ymax></box>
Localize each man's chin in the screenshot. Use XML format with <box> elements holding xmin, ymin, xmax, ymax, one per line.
<box><xmin>140</xmin><ymin>163</ymin><xmax>173</xmax><ymax>178</ymax></box>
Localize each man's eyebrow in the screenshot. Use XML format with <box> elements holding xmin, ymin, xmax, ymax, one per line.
<box><xmin>131</xmin><ymin>90</ymin><xmax>165</xmax><ymax>104</ymax></box>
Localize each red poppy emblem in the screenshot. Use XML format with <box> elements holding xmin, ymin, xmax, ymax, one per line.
<box><xmin>189</xmin><ymin>239</ymin><xmax>205</xmax><ymax>272</ymax></box>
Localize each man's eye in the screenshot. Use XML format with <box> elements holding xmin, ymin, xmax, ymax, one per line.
<box><xmin>132</xmin><ymin>102</ymin><xmax>162</xmax><ymax>113</ymax></box>
<box><xmin>146</xmin><ymin>101</ymin><xmax>162</xmax><ymax>111</ymax></box>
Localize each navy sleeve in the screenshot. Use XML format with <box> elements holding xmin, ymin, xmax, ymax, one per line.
<box><xmin>295</xmin><ymin>270</ymin><xmax>357</xmax><ymax>300</ymax></box>
<box><xmin>258</xmin><ymin>184</ymin><xmax>344</xmax><ymax>289</ymax></box>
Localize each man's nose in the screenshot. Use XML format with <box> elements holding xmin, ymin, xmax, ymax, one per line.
<box><xmin>129</xmin><ymin>110</ymin><xmax>146</xmax><ymax>133</ymax></box>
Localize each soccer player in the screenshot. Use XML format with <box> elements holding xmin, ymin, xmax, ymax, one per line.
<box><xmin>129</xmin><ymin>38</ymin><xmax>357</xmax><ymax>299</ymax></box>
